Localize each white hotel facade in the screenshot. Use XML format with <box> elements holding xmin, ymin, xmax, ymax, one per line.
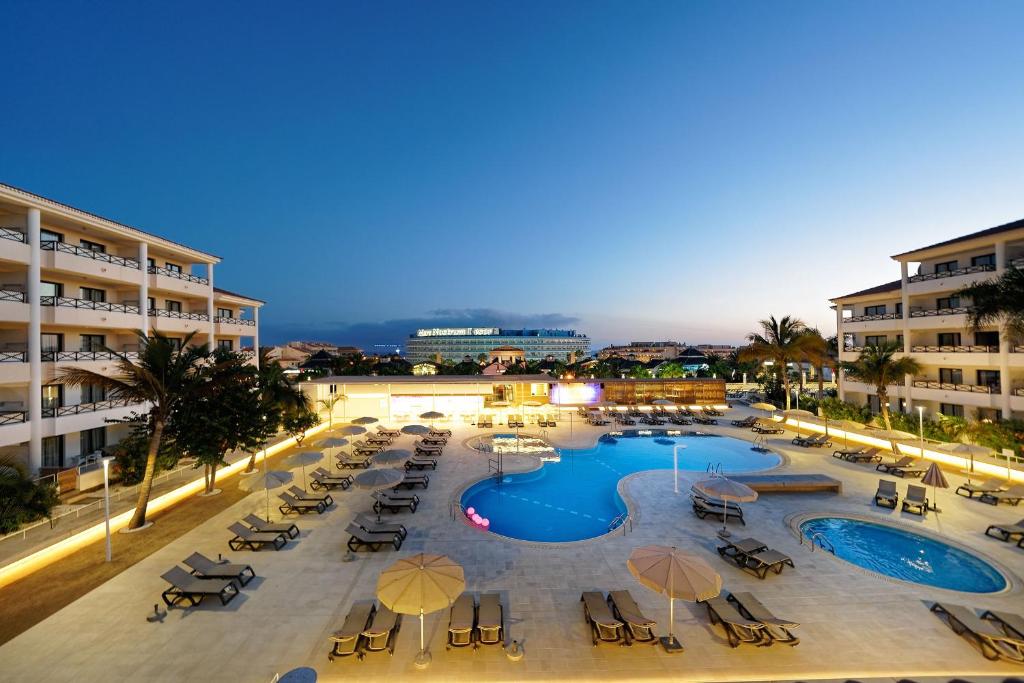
<box><xmin>0</xmin><ymin>183</ymin><xmax>261</xmax><ymax>476</ymax></box>
<box><xmin>833</xmin><ymin>218</ymin><xmax>1024</xmax><ymax>422</ymax></box>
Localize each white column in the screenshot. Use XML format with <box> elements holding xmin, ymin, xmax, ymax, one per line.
<box><xmin>900</xmin><ymin>261</ymin><xmax>913</xmax><ymax>412</ymax></box>
<box><xmin>835</xmin><ymin>304</ymin><xmax>845</xmax><ymax>401</ymax></box>
<box><xmin>138</xmin><ymin>242</ymin><xmax>149</xmax><ymax>334</ymax></box>
<box><xmin>991</xmin><ymin>240</ymin><xmax>1012</xmax><ymax>418</ymax></box>
<box><xmin>995</xmin><ymin>240</ymin><xmax>1007</xmax><ymax>273</ymax></box>
<box><xmin>253</xmin><ymin>305</ymin><xmax>260</xmax><ymax>368</ymax></box>
<box><xmin>27</xmin><ymin>208</ymin><xmax>42</xmax><ymax>473</ymax></box>
<box><xmin>206</xmin><ymin>262</ymin><xmax>216</xmax><ymax>347</ymax></box>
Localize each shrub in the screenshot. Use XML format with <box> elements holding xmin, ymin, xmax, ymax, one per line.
<box><xmin>0</xmin><ymin>457</ymin><xmax>60</xmax><ymax>534</ymax></box>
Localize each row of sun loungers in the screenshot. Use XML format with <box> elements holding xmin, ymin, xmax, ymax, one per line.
<box><xmin>931</xmin><ymin>603</ymin><xmax>1024</xmax><ymax>663</ymax></box>
<box><xmin>956</xmin><ymin>479</ymin><xmax>1024</xmax><ymax>505</ymax></box>
<box><xmin>832</xmin><ymin>446</ymin><xmax>882</xmax><ymax>463</ymax></box>
<box><xmin>447</xmin><ymin>593</ymin><xmax>505</xmax><ymax>648</ymax></box>
<box><xmin>751</xmin><ymin>421</ymin><xmax>784</xmax><ymax>434</ymax></box>
<box><xmin>874</xmin><ymin>480</ymin><xmax>929</xmax><ymax>514</ymax></box>
<box><xmin>718</xmin><ymin>538</ymin><xmax>795</xmax><ymax>579</ymax></box>
<box><xmin>792</xmin><ymin>434</ymin><xmax>831</xmax><ymax>448</ymax></box>
<box><xmin>328</xmin><ymin>602</ymin><xmax>402</xmax><ymax>660</ymax></box>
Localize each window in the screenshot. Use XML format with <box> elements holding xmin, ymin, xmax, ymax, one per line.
<box><xmin>936</xmin><ymin>296</ymin><xmax>960</xmax><ymax>310</ymax></box>
<box><xmin>40</xmin><ymin>229</ymin><xmax>64</xmax><ymax>243</ymax></box>
<box><xmin>939</xmin><ymin>368</ymin><xmax>963</xmax><ymax>384</ymax></box>
<box><xmin>896</xmin><ymin>334</ymin><xmax>904</xmax><ymax>347</ymax></box>
<box><xmin>864</xmin><ymin>305</ymin><xmax>887</xmax><ymax>316</ymax></box>
<box><xmin>864</xmin><ymin>335</ymin><xmax>888</xmax><ymax>347</ymax></box>
<box><xmin>867</xmin><ymin>396</ymin><xmax>881</xmax><ymax>414</ymax></box>
<box><xmin>40</xmin><ymin>281</ymin><xmax>63</xmax><ymax>298</ymax></box>
<box><xmin>217</xmin><ymin>308</ymin><xmax>233</xmax><ymax>319</ymax></box>
<box><xmin>971</xmin><ymin>253</ymin><xmax>995</xmax><ymax>268</ymax></box>
<box><xmin>217</xmin><ymin>339</ymin><xmax>233</xmax><ymax>351</ymax></box>
<box><xmin>166</xmin><ymin>300</ymin><xmax>182</xmax><ymax>313</ymax></box>
<box><xmin>934</xmin><ymin>260</ymin><xmax>958</xmax><ymax>274</ymax></box>
<box><xmin>81</xmin><ymin>383</ymin><xmax>106</xmax><ymax>403</ymax></box>
<box><xmin>41</xmin><ymin>333</ymin><xmax>64</xmax><ymax>357</ymax></box>
<box><xmin>147</xmin><ymin>257</ymin><xmax>156</xmax><ymax>269</ymax></box>
<box><xmin>165</xmin><ymin>263</ymin><xmax>182</xmax><ymax>273</ymax></box>
<box><xmin>80</xmin><ymin>427</ymin><xmax>106</xmax><ymax>457</ymax></box>
<box><xmin>80</xmin><ymin>239</ymin><xmax>106</xmax><ymax>254</ymax></box>
<box><xmin>977</xmin><ymin>370</ymin><xmax>1000</xmax><ymax>388</ymax></box>
<box><xmin>895</xmin><ymin>302</ymin><xmax>903</xmax><ymax>315</ymax></box>
<box><xmin>975</xmin><ymin>331</ymin><xmax>999</xmax><ymax>347</ymax></box>
<box><xmin>41</xmin><ymin>384</ymin><xmax>63</xmax><ymax>411</ymax></box>
<box><xmin>42</xmin><ymin>436</ymin><xmax>65</xmax><ymax>469</ymax></box>
<box><xmin>939</xmin><ymin>403</ymin><xmax>965</xmax><ymax>418</ymax></box>
<box><xmin>147</xmin><ymin>297</ymin><xmax>156</xmax><ymax>311</ymax></box>
<box><xmin>167</xmin><ymin>337</ymin><xmax>183</xmax><ymax>351</ymax></box>
<box><xmin>80</xmin><ymin>334</ymin><xmax>105</xmax><ymax>352</ymax></box>
<box><xmin>937</xmin><ymin>333</ymin><xmax>961</xmax><ymax>346</ymax></box>
<box><xmin>80</xmin><ymin>287</ymin><xmax>106</xmax><ymax>303</ymax></box>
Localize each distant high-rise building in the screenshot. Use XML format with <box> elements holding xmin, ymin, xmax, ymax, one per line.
<box><xmin>597</xmin><ymin>341</ymin><xmax>685</xmax><ymax>362</ymax></box>
<box><xmin>406</xmin><ymin>327</ymin><xmax>590</xmax><ymax>362</ymax></box>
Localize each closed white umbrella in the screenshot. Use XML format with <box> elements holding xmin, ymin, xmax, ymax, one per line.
<box><xmin>692</xmin><ymin>477</ymin><xmax>758</xmax><ymax>537</ymax></box>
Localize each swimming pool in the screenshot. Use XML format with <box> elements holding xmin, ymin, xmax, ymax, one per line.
<box><xmin>460</xmin><ymin>432</ymin><xmax>780</xmax><ymax>542</ymax></box>
<box><xmin>799</xmin><ymin>517</ymin><xmax>1007</xmax><ymax>593</ymax></box>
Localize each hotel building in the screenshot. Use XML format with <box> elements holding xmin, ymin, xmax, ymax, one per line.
<box><xmin>406</xmin><ymin>327</ymin><xmax>590</xmax><ymax>362</ymax></box>
<box><xmin>597</xmin><ymin>341</ymin><xmax>686</xmax><ymax>362</ymax></box>
<box><xmin>0</xmin><ymin>183</ymin><xmax>262</xmax><ymax>477</ymax></box>
<box><xmin>833</xmin><ymin>218</ymin><xmax>1024</xmax><ymax>421</ymax></box>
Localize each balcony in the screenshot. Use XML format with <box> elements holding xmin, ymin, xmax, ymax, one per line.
<box><xmin>0</xmin><ymin>410</ymin><xmax>27</xmax><ymax>426</ymax></box>
<box><xmin>40</xmin><ymin>295</ymin><xmax>141</xmax><ymax>329</ymax></box>
<box><xmin>42</xmin><ymin>296</ymin><xmax>139</xmax><ymax>314</ymax></box>
<box><xmin>148</xmin><ymin>308</ymin><xmax>210</xmax><ymax>335</ymax></box>
<box><xmin>214</xmin><ymin>316</ymin><xmax>254</xmax><ymax>327</ymax></box>
<box><xmin>910</xmin><ymin>345</ymin><xmax>997</xmax><ymax>353</ymax></box>
<box><xmin>42</xmin><ymin>398</ymin><xmax>135</xmax><ymax>419</ymax></box>
<box><xmin>912</xmin><ymin>379</ymin><xmax>999</xmax><ymax>394</ymax></box>
<box><xmin>908</xmin><ymin>264</ymin><xmax>994</xmax><ymax>283</ymax></box>
<box><xmin>846</xmin><ymin>312</ymin><xmax>901</xmax><ymax>323</ymax></box>
<box><xmin>41</xmin><ymin>240</ymin><xmax>139</xmax><ymax>268</ymax></box>
<box><xmin>147</xmin><ymin>265</ymin><xmax>210</xmax><ymax>297</ymax></box>
<box><xmin>909</xmin><ymin>306</ymin><xmax>971</xmax><ymax>318</ymax></box>
<box><xmin>0</xmin><ymin>288</ymin><xmax>29</xmax><ymax>324</ymax></box>
<box><xmin>0</xmin><ymin>349</ymin><xmax>29</xmax><ymax>383</ymax></box>
<box><xmin>149</xmin><ymin>309</ymin><xmax>209</xmax><ymax>321</ymax></box>
<box><xmin>0</xmin><ymin>227</ymin><xmax>30</xmax><ymax>265</ymax></box>
<box><xmin>41</xmin><ymin>240</ymin><xmax>143</xmax><ymax>285</ymax></box>
<box><xmin>0</xmin><ymin>227</ymin><xmax>25</xmax><ymax>243</ymax></box>
<box><xmin>43</xmin><ymin>350</ymin><xmax>140</xmax><ymax>362</ymax></box>
<box><xmin>147</xmin><ymin>264</ymin><xmax>208</xmax><ymax>285</ymax></box>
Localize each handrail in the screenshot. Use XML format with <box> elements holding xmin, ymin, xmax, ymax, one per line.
<box><xmin>609</xmin><ymin>512</ymin><xmax>632</xmax><ymax>535</ymax></box>
<box><xmin>40</xmin><ymin>240</ymin><xmax>140</xmax><ymax>268</ymax></box>
<box><xmin>0</xmin><ymin>411</ymin><xmax>28</xmax><ymax>426</ymax></box>
<box><xmin>0</xmin><ymin>227</ymin><xmax>26</xmax><ymax>243</ymax></box>
<box><xmin>147</xmin><ymin>265</ymin><xmax>209</xmax><ymax>285</ymax></box>
<box><xmin>149</xmin><ymin>308</ymin><xmax>209</xmax><ymax>321</ymax></box>
<box><xmin>909</xmin><ymin>306</ymin><xmax>972</xmax><ymax>318</ymax></box>
<box><xmin>846</xmin><ymin>312</ymin><xmax>900</xmax><ymax>322</ymax></box>
<box><xmin>43</xmin><ymin>350</ymin><xmax>139</xmax><ymax>362</ymax></box>
<box><xmin>214</xmin><ymin>316</ymin><xmax>255</xmax><ymax>326</ymax></box>
<box><xmin>41</xmin><ymin>296</ymin><xmax>140</xmax><ymax>314</ymax></box>
<box><xmin>42</xmin><ymin>399</ymin><xmax>136</xmax><ymax>418</ymax></box>
<box><xmin>0</xmin><ymin>350</ymin><xmax>26</xmax><ymax>362</ymax></box>
<box><xmin>910</xmin><ymin>345</ymin><xmax>998</xmax><ymax>353</ymax></box>
<box><xmin>908</xmin><ymin>263</ymin><xmax>994</xmax><ymax>282</ymax></box>
<box><xmin>0</xmin><ymin>289</ymin><xmax>26</xmax><ymax>303</ymax></box>
<box><xmin>801</xmin><ymin>531</ymin><xmax>835</xmax><ymax>554</ymax></box>
<box><xmin>912</xmin><ymin>380</ymin><xmax>998</xmax><ymax>394</ymax></box>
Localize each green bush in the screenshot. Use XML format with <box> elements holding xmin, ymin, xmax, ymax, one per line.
<box><xmin>108</xmin><ymin>420</ymin><xmax>179</xmax><ymax>485</ymax></box>
<box><xmin>818</xmin><ymin>397</ymin><xmax>872</xmax><ymax>423</ymax></box>
<box><xmin>0</xmin><ymin>457</ymin><xmax>60</xmax><ymax>534</ymax></box>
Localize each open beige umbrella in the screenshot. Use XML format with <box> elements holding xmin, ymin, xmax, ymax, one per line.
<box><xmin>937</xmin><ymin>442</ymin><xmax>990</xmax><ymax>481</ymax></box>
<box><xmin>237</xmin><ymin>469</ymin><xmax>293</xmax><ymax>521</ymax></box>
<box><xmin>284</xmin><ymin>451</ymin><xmax>323</xmax><ymax>491</ymax></box>
<box><xmin>782</xmin><ymin>408</ymin><xmax>816</xmax><ymax>434</ymax></box>
<box><xmin>377</xmin><ymin>553</ymin><xmax>465</xmax><ymax>668</ymax></box>
<box><xmin>692</xmin><ymin>477</ymin><xmax>758</xmax><ymax>537</ymax></box>
<box><xmin>628</xmin><ymin>546</ymin><xmax>721</xmax><ymax>653</ymax></box>
<box><xmin>830</xmin><ymin>419</ymin><xmax>864</xmax><ymax>449</ymax></box>
<box><xmin>921</xmin><ymin>462</ymin><xmax>949</xmax><ymax>513</ymax></box>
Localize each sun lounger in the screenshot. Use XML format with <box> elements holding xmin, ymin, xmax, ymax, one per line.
<box><xmin>692</xmin><ymin>496</ymin><xmax>745</xmax><ymax>524</ymax></box>
<box><xmin>352</xmin><ymin>440</ymin><xmax>384</xmax><ymax>452</ymax></box>
<box><xmin>243</xmin><ymin>513</ymin><xmax>299</xmax><ymax>539</ymax></box>
<box><xmin>288</xmin><ymin>485</ymin><xmax>333</xmax><ymax>507</ymax></box>
<box><xmin>372</xmin><ymin>491</ymin><xmax>418</xmax><ymax>514</ymax></box>
<box><xmin>874</xmin><ymin>479</ymin><xmax>898</xmax><ymax>509</ymax></box>
<box><xmin>931</xmin><ymin>602</ymin><xmax>1024</xmax><ymax>662</ymax></box>
<box><xmin>422</xmin><ymin>436</ymin><xmax>446</xmax><ymax>446</ymax></box>
<box><xmin>160</xmin><ymin>566</ymin><xmax>240</xmax><ymax>608</ymax></box>
<box><xmin>405</xmin><ymin>456</ymin><xmax>437</xmax><ymax>471</ymax></box>
<box><xmin>981</xmin><ymin>610</ymin><xmax>1024</xmax><ymax>642</ymax></box>
<box><xmin>414</xmin><ymin>441</ymin><xmax>442</xmax><ymax>455</ymax></box>
<box><xmin>837</xmin><ymin>447</ymin><xmax>882</xmax><ymax>463</ymax></box>
<box><xmin>985</xmin><ymin>518</ymin><xmax>1024</xmax><ymax>542</ymax></box>
<box><xmin>476</xmin><ymin>593</ymin><xmax>504</xmax><ymax>646</ymax></box>
<box><xmin>608</xmin><ymin>590</ymin><xmax>657</xmax><ymax>644</ymax></box>
<box><xmin>955</xmin><ymin>479</ymin><xmax>1007</xmax><ymax>498</ymax></box>
<box><xmin>902</xmin><ymin>484</ymin><xmax>929</xmax><ymax>515</ymax></box>
<box><xmin>228</xmin><ymin>522</ymin><xmax>286</xmax><ymax>551</ymax></box>
<box><xmin>581</xmin><ymin>591</ymin><xmax>627</xmax><ymax>646</ymax></box>
<box><xmin>430</xmin><ymin>427</ymin><xmax>452</xmax><ymax>437</ymax></box>
<box><xmin>394</xmin><ymin>472</ymin><xmax>429</xmax><ymax>489</ymax></box>
<box><xmin>717</xmin><ymin>537</ymin><xmax>768</xmax><ymax>562</ymax></box>
<box><xmin>336</xmin><ymin>454</ymin><xmax>372</xmax><ymax>469</ymax></box>
<box><xmin>878</xmin><ymin>456</ymin><xmax>928</xmax><ymax>478</ymax></box>
<box><xmin>376</xmin><ymin>427</ymin><xmax>400</xmax><ymax>437</ymax></box>
<box><xmin>751</xmin><ymin>422</ymin><xmax>784</xmax><ymax>434</ymax></box>
<box><xmin>693</xmin><ymin>415</ymin><xmax>717</xmax><ymax>425</ymax></box>
<box><xmin>979</xmin><ymin>484</ymin><xmax>1024</xmax><ymax>506</ymax></box>
<box><xmin>183</xmin><ymin>551</ymin><xmax>255</xmax><ymax>587</ymax></box>
<box><xmin>743</xmin><ymin>549</ymin><xmax>796</xmax><ymax>579</ymax></box>
<box><xmin>328</xmin><ymin>601</ymin><xmax>375</xmax><ymax>660</ymax></box>
<box><xmin>731</xmin><ymin>416</ymin><xmax>758</xmax><ymax>427</ymax></box>
<box><xmin>702</xmin><ymin>595</ymin><xmax>766</xmax><ymax>647</ymax></box>
<box><xmin>355</xmin><ymin>513</ymin><xmax>407</xmax><ymax>539</ymax></box>
<box><xmin>346</xmin><ymin>523</ymin><xmax>403</xmax><ymax>551</ymax></box>
<box><xmin>278</xmin><ymin>492</ymin><xmax>326</xmax><ymax>515</ymax></box>
<box><xmin>310</xmin><ymin>469</ymin><xmax>353</xmax><ymax>490</ymax></box>
<box><xmin>833</xmin><ymin>446</ymin><xmax>869</xmax><ymax>458</ymax></box>
<box><xmin>792</xmin><ymin>434</ymin><xmax>830</xmax><ymax>448</ymax></box>
<box><xmin>447</xmin><ymin>593</ymin><xmax>476</xmax><ymax>649</ymax></box>
<box><xmin>727</xmin><ymin>592</ymin><xmax>799</xmax><ymax>646</ymax></box>
<box><xmin>361</xmin><ymin>605</ymin><xmax>401</xmax><ymax>657</ymax></box>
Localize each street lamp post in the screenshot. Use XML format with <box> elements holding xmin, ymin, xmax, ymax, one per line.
<box><xmin>101</xmin><ymin>456</ymin><xmax>114</xmax><ymax>562</ymax></box>
<box><xmin>917</xmin><ymin>406</ymin><xmax>925</xmax><ymax>458</ymax></box>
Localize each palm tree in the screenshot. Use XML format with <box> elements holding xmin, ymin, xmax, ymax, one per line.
<box><xmin>958</xmin><ymin>265</ymin><xmax>1024</xmax><ymax>344</ymax></box>
<box><xmin>739</xmin><ymin>315</ymin><xmax>817</xmax><ymax>409</ymax></box>
<box><xmin>839</xmin><ymin>342</ymin><xmax>921</xmax><ymax>430</ymax></box>
<box><xmin>316</xmin><ymin>395</ymin><xmax>344</xmax><ymax>428</ymax></box>
<box><xmin>58</xmin><ymin>330</ymin><xmax>208</xmax><ymax>530</ymax></box>
<box><xmin>799</xmin><ymin>328</ymin><xmax>830</xmax><ymax>399</ymax></box>
<box><xmin>242</xmin><ymin>349</ymin><xmax>311</xmax><ymax>473</ymax></box>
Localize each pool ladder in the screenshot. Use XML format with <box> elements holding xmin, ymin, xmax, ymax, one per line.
<box><xmin>609</xmin><ymin>513</ymin><xmax>632</xmax><ymax>535</ymax></box>
<box><xmin>801</xmin><ymin>531</ymin><xmax>836</xmax><ymax>554</ymax></box>
<box><xmin>705</xmin><ymin>463</ymin><xmax>723</xmax><ymax>475</ymax></box>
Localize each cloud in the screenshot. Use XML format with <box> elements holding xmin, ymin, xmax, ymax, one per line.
<box><xmin>261</xmin><ymin>308</ymin><xmax>581</xmax><ymax>350</ymax></box>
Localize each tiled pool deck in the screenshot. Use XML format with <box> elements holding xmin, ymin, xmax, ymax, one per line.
<box><xmin>2</xmin><ymin>410</ymin><xmax>1023</xmax><ymax>682</ymax></box>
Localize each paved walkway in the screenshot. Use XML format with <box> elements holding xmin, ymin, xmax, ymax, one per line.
<box><xmin>2</xmin><ymin>410</ymin><xmax>1023</xmax><ymax>682</ymax></box>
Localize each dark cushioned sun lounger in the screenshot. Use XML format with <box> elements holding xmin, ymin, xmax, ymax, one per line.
<box><xmin>279</xmin><ymin>492</ymin><xmax>326</xmax><ymax>515</ymax></box>
<box><xmin>979</xmin><ymin>484</ymin><xmax>1024</xmax><ymax>506</ymax></box>
<box><xmin>743</xmin><ymin>549</ymin><xmax>796</xmax><ymax>579</ymax></box>
<box><xmin>288</xmin><ymin>485</ymin><xmax>333</xmax><ymax>507</ymax></box>
<box><xmin>727</xmin><ymin>592</ymin><xmax>799</xmax><ymax>646</ymax></box>
<box><xmin>376</xmin><ymin>427</ymin><xmax>400</xmax><ymax>437</ymax></box>
<box><xmin>476</xmin><ymin>593</ymin><xmax>504</xmax><ymax>646</ymax></box>
<box><xmin>841</xmin><ymin>448</ymin><xmax>882</xmax><ymax>463</ymax></box>
<box><xmin>160</xmin><ymin>566</ymin><xmax>239</xmax><ymax>607</ymax></box>
<box><xmin>228</xmin><ymin>522</ymin><xmax>286</xmax><ymax>551</ymax></box>
<box><xmin>355</xmin><ymin>513</ymin><xmax>407</xmax><ymax>539</ymax></box>
<box><xmin>346</xmin><ymin>523</ymin><xmax>402</xmax><ymax>551</ymax></box>
<box><xmin>405</xmin><ymin>456</ymin><xmax>437</xmax><ymax>470</ymax></box>
<box><xmin>447</xmin><ymin>593</ymin><xmax>476</xmax><ymax>649</ymax></box>
<box><xmin>336</xmin><ymin>455</ymin><xmax>373</xmax><ymax>469</ymax></box>
<box><xmin>955</xmin><ymin>479</ymin><xmax>1006</xmax><ymax>498</ymax></box>
<box><xmin>328</xmin><ymin>601</ymin><xmax>375</xmax><ymax>660</ymax></box>
<box><xmin>702</xmin><ymin>595</ymin><xmax>766</xmax><ymax>648</ymax></box>
<box><xmin>833</xmin><ymin>446</ymin><xmax>869</xmax><ymax>458</ymax></box>
<box><xmin>372</xmin><ymin>491</ymin><xmax>418</xmax><ymax>514</ymax></box>
<box><xmin>717</xmin><ymin>537</ymin><xmax>768</xmax><ymax>562</ymax></box>
<box><xmin>985</xmin><ymin>518</ymin><xmax>1024</xmax><ymax>542</ymax></box>
<box><xmin>931</xmin><ymin>602</ymin><xmax>1024</xmax><ymax>662</ymax></box>
<box><xmin>877</xmin><ymin>456</ymin><xmax>918</xmax><ymax>474</ymax></box>
<box><xmin>183</xmin><ymin>552</ymin><xmax>254</xmax><ymax>587</ymax></box>
<box><xmin>310</xmin><ymin>468</ymin><xmax>352</xmax><ymax>490</ymax></box>
<box><xmin>581</xmin><ymin>591</ymin><xmax>627</xmax><ymax>646</ymax></box>
<box><xmin>874</xmin><ymin>480</ymin><xmax>898</xmax><ymax>509</ymax></box>
<box><xmin>692</xmin><ymin>496</ymin><xmax>745</xmax><ymax>524</ymax></box>
<box><xmin>608</xmin><ymin>590</ymin><xmax>658</xmax><ymax>644</ymax></box>
<box><xmin>394</xmin><ymin>472</ymin><xmax>429</xmax><ymax>489</ymax></box>
<box><xmin>902</xmin><ymin>484</ymin><xmax>929</xmax><ymax>515</ymax></box>
<box><xmin>244</xmin><ymin>513</ymin><xmax>299</xmax><ymax>539</ymax></box>
<box><xmin>361</xmin><ymin>605</ymin><xmax>401</xmax><ymax>657</ymax></box>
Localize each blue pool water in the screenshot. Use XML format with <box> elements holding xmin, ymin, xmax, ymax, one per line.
<box><xmin>800</xmin><ymin>517</ymin><xmax>1006</xmax><ymax>593</ymax></box>
<box><xmin>461</xmin><ymin>433</ymin><xmax>780</xmax><ymax>542</ymax></box>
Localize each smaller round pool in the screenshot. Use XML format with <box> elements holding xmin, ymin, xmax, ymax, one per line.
<box><xmin>800</xmin><ymin>517</ymin><xmax>1006</xmax><ymax>593</ymax></box>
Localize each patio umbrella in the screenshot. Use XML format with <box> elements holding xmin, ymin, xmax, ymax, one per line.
<box><xmin>402</xmin><ymin>424</ymin><xmax>430</xmax><ymax>436</ymax></box>
<box><xmin>377</xmin><ymin>553</ymin><xmax>465</xmax><ymax>668</ymax></box>
<box><xmin>627</xmin><ymin>546</ymin><xmax>721</xmax><ymax>653</ymax></box>
<box><xmin>374</xmin><ymin>448</ymin><xmax>412</xmax><ymax>467</ymax></box>
<box><xmin>351</xmin><ymin>416</ymin><xmax>379</xmax><ymax>425</ymax></box>
<box><xmin>335</xmin><ymin>425</ymin><xmax>367</xmax><ymax>437</ymax></box>
<box><xmin>284</xmin><ymin>451</ymin><xmax>323</xmax><ymax>491</ymax></box>
<box><xmin>353</xmin><ymin>467</ymin><xmax>405</xmax><ymax>522</ymax></box>
<box><xmin>938</xmin><ymin>442</ymin><xmax>990</xmax><ymax>481</ymax></box>
<box><xmin>782</xmin><ymin>408</ymin><xmax>816</xmax><ymax>434</ymax></box>
<box><xmin>313</xmin><ymin>436</ymin><xmax>349</xmax><ymax>450</ymax></box>
<box><xmin>692</xmin><ymin>477</ymin><xmax>758</xmax><ymax>537</ymax></box>
<box><xmin>419</xmin><ymin>411</ymin><xmax>445</xmax><ymax>422</ymax></box>
<box><xmin>830</xmin><ymin>419</ymin><xmax>864</xmax><ymax>449</ymax></box>
<box><xmin>869</xmin><ymin>428</ymin><xmax>918</xmax><ymax>455</ymax></box>
<box><xmin>237</xmin><ymin>469</ymin><xmax>293</xmax><ymax>521</ymax></box>
<box><xmin>921</xmin><ymin>462</ymin><xmax>949</xmax><ymax>513</ymax></box>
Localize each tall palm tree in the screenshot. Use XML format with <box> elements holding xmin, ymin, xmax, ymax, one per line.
<box><xmin>799</xmin><ymin>328</ymin><xmax>830</xmax><ymax>399</ymax></box>
<box><xmin>839</xmin><ymin>342</ymin><xmax>921</xmax><ymax>430</ymax></box>
<box><xmin>58</xmin><ymin>330</ymin><xmax>208</xmax><ymax>530</ymax></box>
<box><xmin>242</xmin><ymin>349</ymin><xmax>311</xmax><ymax>473</ymax></box>
<box><xmin>958</xmin><ymin>265</ymin><xmax>1024</xmax><ymax>344</ymax></box>
<box><xmin>739</xmin><ymin>315</ymin><xmax>816</xmax><ymax>409</ymax></box>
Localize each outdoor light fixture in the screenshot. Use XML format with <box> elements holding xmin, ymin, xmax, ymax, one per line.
<box><xmin>102</xmin><ymin>456</ymin><xmax>114</xmax><ymax>562</ymax></box>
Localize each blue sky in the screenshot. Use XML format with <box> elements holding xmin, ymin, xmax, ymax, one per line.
<box><xmin>3</xmin><ymin>1</ymin><xmax>1023</xmax><ymax>350</ymax></box>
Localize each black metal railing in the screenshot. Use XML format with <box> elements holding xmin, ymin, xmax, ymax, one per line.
<box><xmin>0</xmin><ymin>289</ymin><xmax>26</xmax><ymax>302</ymax></box>
<box><xmin>910</xmin><ymin>345</ymin><xmax>998</xmax><ymax>354</ymax></box>
<box><xmin>908</xmin><ymin>263</ymin><xmax>994</xmax><ymax>282</ymax></box>
<box><xmin>0</xmin><ymin>351</ymin><xmax>26</xmax><ymax>362</ymax></box>
<box><xmin>214</xmin><ymin>316</ymin><xmax>255</xmax><ymax>326</ymax></box>
<box><xmin>0</xmin><ymin>227</ymin><xmax>26</xmax><ymax>243</ymax></box>
<box><xmin>42</xmin><ymin>350</ymin><xmax>139</xmax><ymax>362</ymax></box>
<box><xmin>40</xmin><ymin>240</ymin><xmax>139</xmax><ymax>269</ymax></box>
<box><xmin>149</xmin><ymin>309</ymin><xmax>209</xmax><ymax>321</ymax></box>
<box><xmin>41</xmin><ymin>296</ymin><xmax>140</xmax><ymax>314</ymax></box>
<box><xmin>846</xmin><ymin>312</ymin><xmax>901</xmax><ymax>323</ymax></box>
<box><xmin>42</xmin><ymin>398</ymin><xmax>134</xmax><ymax>418</ymax></box>
<box><xmin>147</xmin><ymin>265</ymin><xmax>209</xmax><ymax>285</ymax></box>
<box><xmin>0</xmin><ymin>411</ymin><xmax>27</xmax><ymax>426</ymax></box>
<box><xmin>913</xmin><ymin>379</ymin><xmax>999</xmax><ymax>394</ymax></box>
<box><xmin>909</xmin><ymin>306</ymin><xmax>972</xmax><ymax>318</ymax></box>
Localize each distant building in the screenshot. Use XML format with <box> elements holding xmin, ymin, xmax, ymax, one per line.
<box><xmin>488</xmin><ymin>346</ymin><xmax>525</xmax><ymax>364</ymax></box>
<box><xmin>266</xmin><ymin>345</ymin><xmax>309</xmax><ymax>369</ymax></box>
<box><xmin>406</xmin><ymin>327</ymin><xmax>590</xmax><ymax>362</ymax></box>
<box><xmin>695</xmin><ymin>344</ymin><xmax>736</xmax><ymax>358</ymax></box>
<box><xmin>597</xmin><ymin>341</ymin><xmax>685</xmax><ymax>362</ymax></box>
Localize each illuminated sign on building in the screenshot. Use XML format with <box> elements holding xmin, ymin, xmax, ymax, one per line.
<box><xmin>415</xmin><ymin>328</ymin><xmax>500</xmax><ymax>337</ymax></box>
<box><xmin>549</xmin><ymin>383</ymin><xmax>601</xmax><ymax>405</ymax></box>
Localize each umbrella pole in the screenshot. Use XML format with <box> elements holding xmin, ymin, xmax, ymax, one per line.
<box><xmin>413</xmin><ymin>608</ymin><xmax>431</xmax><ymax>668</ymax></box>
<box><xmin>720</xmin><ymin>499</ymin><xmax>730</xmax><ymax>538</ymax></box>
<box><xmin>265</xmin><ymin>486</ymin><xmax>271</xmax><ymax>523</ymax></box>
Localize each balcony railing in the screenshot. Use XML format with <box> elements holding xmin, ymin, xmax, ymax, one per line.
<box><xmin>843</xmin><ymin>346</ymin><xmax>865</xmax><ymax>352</ymax></box>
<box><xmin>1015</xmin><ymin>387</ymin><xmax>1024</xmax><ymax>397</ymax></box>
<box><xmin>214</xmin><ymin>316</ymin><xmax>255</xmax><ymax>327</ymax></box>
<box><xmin>43</xmin><ymin>350</ymin><xmax>140</xmax><ymax>362</ymax></box>
<box><xmin>0</xmin><ymin>411</ymin><xmax>27</xmax><ymax>426</ymax></box>
<box><xmin>913</xmin><ymin>379</ymin><xmax>999</xmax><ymax>394</ymax></box>
<box><xmin>846</xmin><ymin>312</ymin><xmax>901</xmax><ymax>323</ymax></box>
<box><xmin>1015</xmin><ymin>346</ymin><xmax>1024</xmax><ymax>353</ymax></box>
<box><xmin>0</xmin><ymin>350</ymin><xmax>26</xmax><ymax>362</ymax></box>
<box><xmin>910</xmin><ymin>345</ymin><xmax>998</xmax><ymax>354</ymax></box>
<box><xmin>147</xmin><ymin>265</ymin><xmax>209</xmax><ymax>285</ymax></box>
<box><xmin>149</xmin><ymin>309</ymin><xmax>210</xmax><ymax>321</ymax></box>
<box><xmin>908</xmin><ymin>263</ymin><xmax>995</xmax><ymax>283</ymax></box>
<box><xmin>42</xmin><ymin>398</ymin><xmax>135</xmax><ymax>418</ymax></box>
<box><xmin>41</xmin><ymin>296</ymin><xmax>140</xmax><ymax>314</ymax></box>
<box><xmin>41</xmin><ymin>240</ymin><xmax>140</xmax><ymax>269</ymax></box>
<box><xmin>0</xmin><ymin>289</ymin><xmax>26</xmax><ymax>303</ymax></box>
<box><xmin>0</xmin><ymin>227</ymin><xmax>26</xmax><ymax>243</ymax></box>
<box><xmin>909</xmin><ymin>306</ymin><xmax>972</xmax><ymax>318</ymax></box>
